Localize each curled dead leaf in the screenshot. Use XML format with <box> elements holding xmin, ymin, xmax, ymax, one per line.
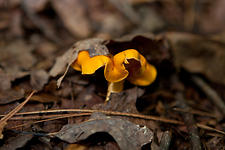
<box><xmin>52</xmin><ymin>0</ymin><xmax>92</xmax><ymax>38</ymax></box>
<box><xmin>166</xmin><ymin>32</ymin><xmax>225</xmax><ymax>85</ymax></box>
<box><xmin>49</xmin><ymin>38</ymin><xmax>109</xmax><ymax>87</ymax></box>
<box><xmin>30</xmin><ymin>69</ymin><xmax>49</xmax><ymax>91</ymax></box>
<box><xmin>55</xmin><ymin>113</ymin><xmax>153</xmax><ymax>150</ymax></box>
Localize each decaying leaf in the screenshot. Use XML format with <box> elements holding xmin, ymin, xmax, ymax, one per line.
<box><xmin>0</xmin><ymin>69</ymin><xmax>12</xmax><ymax>91</ymax></box>
<box><xmin>93</xmin><ymin>87</ymin><xmax>144</xmax><ymax>113</ymax></box>
<box><xmin>0</xmin><ymin>40</ymin><xmax>34</xmax><ymax>86</ymax></box>
<box><xmin>92</xmin><ymin>87</ymin><xmax>156</xmax><ymax>129</ymax></box>
<box><xmin>52</xmin><ymin>0</ymin><xmax>92</xmax><ymax>38</ymax></box>
<box><xmin>166</xmin><ymin>32</ymin><xmax>225</xmax><ymax>85</ymax></box>
<box><xmin>72</xmin><ymin>85</ymin><xmax>103</xmax><ymax>109</ymax></box>
<box><xmin>30</xmin><ymin>69</ymin><xmax>49</xmax><ymax>91</ymax></box>
<box><xmin>55</xmin><ymin>112</ymin><xmax>153</xmax><ymax>150</ymax></box>
<box><xmin>0</xmin><ymin>89</ymin><xmax>25</xmax><ymax>105</ymax></box>
<box><xmin>0</xmin><ymin>134</ymin><xmax>33</xmax><ymax>150</ymax></box>
<box><xmin>0</xmin><ymin>67</ymin><xmax>25</xmax><ymax>105</ymax></box>
<box><xmin>49</xmin><ymin>38</ymin><xmax>109</xmax><ymax>87</ymax></box>
<box><xmin>22</xmin><ymin>0</ymin><xmax>48</xmax><ymax>12</ymax></box>
<box><xmin>107</xmin><ymin>33</ymin><xmax>170</xmax><ymax>64</ymax></box>
<box><xmin>0</xmin><ymin>40</ymin><xmax>36</xmax><ymax>72</ymax></box>
<box><xmin>199</xmin><ymin>0</ymin><xmax>225</xmax><ymax>33</ymax></box>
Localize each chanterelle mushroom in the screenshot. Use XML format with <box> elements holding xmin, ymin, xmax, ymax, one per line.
<box><xmin>71</xmin><ymin>49</ymin><xmax>157</xmax><ymax>101</ymax></box>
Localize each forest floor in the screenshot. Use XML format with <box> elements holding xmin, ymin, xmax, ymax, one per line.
<box><xmin>0</xmin><ymin>0</ymin><xmax>225</xmax><ymax>149</ymax></box>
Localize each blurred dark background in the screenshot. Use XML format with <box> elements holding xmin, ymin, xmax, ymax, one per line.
<box><xmin>0</xmin><ymin>0</ymin><xmax>224</xmax><ymax>43</ymax></box>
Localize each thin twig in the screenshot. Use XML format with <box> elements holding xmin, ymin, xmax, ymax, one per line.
<box><xmin>0</xmin><ymin>90</ymin><xmax>36</xmax><ymax>139</ymax></box>
<box><xmin>173</xmin><ymin>107</ymin><xmax>217</xmax><ymax>118</ymax></box>
<box><xmin>9</xmin><ymin>114</ymin><xmax>82</xmax><ymax>120</ymax></box>
<box><xmin>2</xmin><ymin>109</ymin><xmax>183</xmax><ymax>125</ymax></box>
<box><xmin>173</xmin><ymin>74</ymin><xmax>202</xmax><ymax>150</ymax></box>
<box><xmin>176</xmin><ymin>92</ymin><xmax>202</xmax><ymax>150</ymax></box>
<box><xmin>196</xmin><ymin>123</ymin><xmax>225</xmax><ymax>135</ymax></box>
<box><xmin>4</xmin><ymin>108</ymin><xmax>225</xmax><ymax>135</ymax></box>
<box><xmin>9</xmin><ymin>113</ymin><xmax>91</xmax><ymax>129</ymax></box>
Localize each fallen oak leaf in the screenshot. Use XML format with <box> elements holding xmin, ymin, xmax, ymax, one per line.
<box><xmin>165</xmin><ymin>32</ymin><xmax>225</xmax><ymax>85</ymax></box>
<box><xmin>52</xmin><ymin>0</ymin><xmax>92</xmax><ymax>38</ymax></box>
<box><xmin>55</xmin><ymin>112</ymin><xmax>153</xmax><ymax>150</ymax></box>
<box><xmin>49</xmin><ymin>38</ymin><xmax>109</xmax><ymax>87</ymax></box>
<box><xmin>0</xmin><ymin>134</ymin><xmax>33</xmax><ymax>150</ymax></box>
<box><xmin>0</xmin><ymin>69</ymin><xmax>11</xmax><ymax>91</ymax></box>
<box><xmin>0</xmin><ymin>40</ymin><xmax>35</xmax><ymax>89</ymax></box>
<box><xmin>30</xmin><ymin>69</ymin><xmax>49</xmax><ymax>91</ymax></box>
<box><xmin>0</xmin><ymin>90</ymin><xmax>36</xmax><ymax>139</ymax></box>
<box><xmin>107</xmin><ymin>33</ymin><xmax>170</xmax><ymax>63</ymax></box>
<box><xmin>0</xmin><ymin>40</ymin><xmax>36</xmax><ymax>72</ymax></box>
<box><xmin>0</xmin><ymin>89</ymin><xmax>25</xmax><ymax>105</ymax></box>
<box><xmin>92</xmin><ymin>87</ymin><xmax>144</xmax><ymax>113</ymax></box>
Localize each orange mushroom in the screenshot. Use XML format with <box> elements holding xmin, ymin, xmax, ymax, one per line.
<box><xmin>71</xmin><ymin>49</ymin><xmax>157</xmax><ymax>101</ymax></box>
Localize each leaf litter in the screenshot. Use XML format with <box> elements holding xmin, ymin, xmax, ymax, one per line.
<box><xmin>0</xmin><ymin>1</ymin><xmax>225</xmax><ymax>149</ymax></box>
<box><xmin>55</xmin><ymin>112</ymin><xmax>153</xmax><ymax>150</ymax></box>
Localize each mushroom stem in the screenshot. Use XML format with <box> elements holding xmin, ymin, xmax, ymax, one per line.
<box><xmin>106</xmin><ymin>80</ymin><xmax>125</xmax><ymax>101</ymax></box>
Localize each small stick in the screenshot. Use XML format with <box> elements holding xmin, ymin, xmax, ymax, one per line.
<box><xmin>176</xmin><ymin>92</ymin><xmax>202</xmax><ymax>150</ymax></box>
<box><xmin>5</xmin><ymin>108</ymin><xmax>225</xmax><ymax>135</ymax></box>
<box><xmin>9</xmin><ymin>114</ymin><xmax>81</xmax><ymax>120</ymax></box>
<box><xmin>9</xmin><ymin>113</ymin><xmax>91</xmax><ymax>129</ymax></box>
<box><xmin>173</xmin><ymin>107</ymin><xmax>216</xmax><ymax>118</ymax></box>
<box><xmin>7</xmin><ymin>109</ymin><xmax>183</xmax><ymax>126</ymax></box>
<box><xmin>173</xmin><ymin>74</ymin><xmax>201</xmax><ymax>150</ymax></box>
<box><xmin>0</xmin><ymin>90</ymin><xmax>36</xmax><ymax>139</ymax></box>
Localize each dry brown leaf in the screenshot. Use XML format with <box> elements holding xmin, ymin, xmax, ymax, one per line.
<box><xmin>166</xmin><ymin>32</ymin><xmax>225</xmax><ymax>85</ymax></box>
<box><xmin>93</xmin><ymin>87</ymin><xmax>144</xmax><ymax>113</ymax></box>
<box><xmin>0</xmin><ymin>69</ymin><xmax>11</xmax><ymax>91</ymax></box>
<box><xmin>51</xmin><ymin>0</ymin><xmax>91</xmax><ymax>38</ymax></box>
<box><xmin>0</xmin><ymin>89</ymin><xmax>24</xmax><ymax>105</ymax></box>
<box><xmin>98</xmin><ymin>13</ymin><xmax>130</xmax><ymax>37</ymax></box>
<box><xmin>30</xmin><ymin>93</ymin><xmax>59</xmax><ymax>103</ymax></box>
<box><xmin>49</xmin><ymin>38</ymin><xmax>109</xmax><ymax>87</ymax></box>
<box><xmin>30</xmin><ymin>69</ymin><xmax>49</xmax><ymax>91</ymax></box>
<box><xmin>199</xmin><ymin>0</ymin><xmax>225</xmax><ymax>33</ymax></box>
<box><xmin>55</xmin><ymin>112</ymin><xmax>153</xmax><ymax>150</ymax></box>
<box><xmin>0</xmin><ymin>40</ymin><xmax>36</xmax><ymax>72</ymax></box>
<box><xmin>0</xmin><ymin>40</ymin><xmax>35</xmax><ymax>88</ymax></box>
<box><xmin>0</xmin><ymin>134</ymin><xmax>33</xmax><ymax>150</ymax></box>
<box><xmin>0</xmin><ymin>69</ymin><xmax>25</xmax><ymax>104</ymax></box>
<box><xmin>72</xmin><ymin>85</ymin><xmax>103</xmax><ymax>109</ymax></box>
<box><xmin>22</xmin><ymin>0</ymin><xmax>48</xmax><ymax>12</ymax></box>
<box><xmin>107</xmin><ymin>33</ymin><xmax>170</xmax><ymax>63</ymax></box>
